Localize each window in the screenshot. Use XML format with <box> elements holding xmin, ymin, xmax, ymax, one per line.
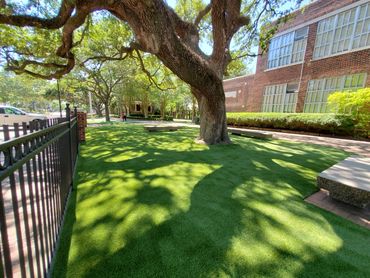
<box><xmin>267</xmin><ymin>27</ymin><xmax>308</xmax><ymax>69</ymax></box>
<box><xmin>0</xmin><ymin>108</ymin><xmax>4</xmax><ymax>114</ymax></box>
<box><xmin>303</xmin><ymin>73</ymin><xmax>367</xmax><ymax>113</ymax></box>
<box><xmin>225</xmin><ymin>91</ymin><xmax>237</xmax><ymax>98</ymax></box>
<box><xmin>4</xmin><ymin>107</ymin><xmax>16</xmax><ymax>114</ymax></box>
<box><xmin>313</xmin><ymin>3</ymin><xmax>370</xmax><ymax>59</ymax></box>
<box><xmin>135</xmin><ymin>104</ymin><xmax>141</xmax><ymax>112</ymax></box>
<box><xmin>11</xmin><ymin>108</ymin><xmax>24</xmax><ymax>115</ymax></box>
<box><xmin>353</xmin><ymin>3</ymin><xmax>370</xmax><ymax>49</ymax></box>
<box><xmin>292</xmin><ymin>27</ymin><xmax>309</xmax><ymax>63</ymax></box>
<box><xmin>261</xmin><ymin>83</ymin><xmax>298</xmax><ymax>112</ymax></box>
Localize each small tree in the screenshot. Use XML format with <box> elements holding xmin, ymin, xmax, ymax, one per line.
<box><xmin>328</xmin><ymin>88</ymin><xmax>370</xmax><ymax>137</ymax></box>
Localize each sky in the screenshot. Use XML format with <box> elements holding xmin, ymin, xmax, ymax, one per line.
<box><xmin>165</xmin><ymin>0</ymin><xmax>313</xmax><ymax>72</ymax></box>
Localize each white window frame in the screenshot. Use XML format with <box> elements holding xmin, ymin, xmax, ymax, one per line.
<box><xmin>313</xmin><ymin>2</ymin><xmax>370</xmax><ymax>60</ymax></box>
<box><xmin>303</xmin><ymin>73</ymin><xmax>367</xmax><ymax>113</ymax></box>
<box><xmin>225</xmin><ymin>91</ymin><xmax>237</xmax><ymax>98</ymax></box>
<box><xmin>267</xmin><ymin>27</ymin><xmax>308</xmax><ymax>70</ymax></box>
<box><xmin>261</xmin><ymin>83</ymin><xmax>298</xmax><ymax>113</ymax></box>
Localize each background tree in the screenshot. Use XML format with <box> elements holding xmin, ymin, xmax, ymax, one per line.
<box><xmin>79</xmin><ymin>61</ymin><xmax>129</xmax><ymax>121</ymax></box>
<box><xmin>0</xmin><ymin>69</ymin><xmax>52</xmax><ymax>111</ymax></box>
<box><xmin>44</xmin><ymin>77</ymin><xmax>89</xmax><ymax>109</ymax></box>
<box><xmin>0</xmin><ymin>0</ymin><xmax>302</xmax><ymax>144</ymax></box>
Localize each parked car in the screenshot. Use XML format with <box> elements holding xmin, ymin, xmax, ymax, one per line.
<box><xmin>0</xmin><ymin>105</ymin><xmax>48</xmax><ymax>125</ymax></box>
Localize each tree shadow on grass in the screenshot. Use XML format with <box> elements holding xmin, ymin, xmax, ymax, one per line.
<box><xmin>53</xmin><ymin>124</ymin><xmax>370</xmax><ymax>277</ymax></box>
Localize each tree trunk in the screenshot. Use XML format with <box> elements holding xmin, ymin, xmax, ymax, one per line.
<box><xmin>96</xmin><ymin>108</ymin><xmax>103</xmax><ymax>117</ymax></box>
<box><xmin>94</xmin><ymin>102</ymin><xmax>103</xmax><ymax>117</ymax></box>
<box><xmin>192</xmin><ymin>85</ymin><xmax>230</xmax><ymax>145</ymax></box>
<box><xmin>191</xmin><ymin>96</ymin><xmax>197</xmax><ymax>122</ymax></box>
<box><xmin>160</xmin><ymin>99</ymin><xmax>166</xmax><ymax>119</ymax></box>
<box><xmin>104</xmin><ymin>102</ymin><xmax>110</xmax><ymax>122</ymax></box>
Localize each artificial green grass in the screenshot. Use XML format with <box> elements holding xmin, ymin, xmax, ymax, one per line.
<box><xmin>52</xmin><ymin>124</ymin><xmax>370</xmax><ymax>278</ymax></box>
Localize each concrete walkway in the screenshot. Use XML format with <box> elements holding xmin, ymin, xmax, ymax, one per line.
<box><xmin>263</xmin><ymin>130</ymin><xmax>370</xmax><ymax>157</ymax></box>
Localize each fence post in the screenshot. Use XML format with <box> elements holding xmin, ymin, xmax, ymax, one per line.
<box><xmin>74</xmin><ymin>106</ymin><xmax>79</xmax><ymax>154</ymax></box>
<box><xmin>65</xmin><ymin>104</ymin><xmax>74</xmax><ymax>189</ymax></box>
<box><xmin>66</xmin><ymin>103</ymin><xmax>71</xmax><ymax>122</ymax></box>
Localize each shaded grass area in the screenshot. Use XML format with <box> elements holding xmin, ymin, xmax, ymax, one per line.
<box><xmin>53</xmin><ymin>124</ymin><xmax>370</xmax><ymax>277</ymax></box>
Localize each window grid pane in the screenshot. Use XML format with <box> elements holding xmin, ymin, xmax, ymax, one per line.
<box><xmin>262</xmin><ymin>84</ymin><xmax>298</xmax><ymax>112</ymax></box>
<box><xmin>314</xmin><ymin>3</ymin><xmax>370</xmax><ymax>59</ymax></box>
<box><xmin>314</xmin><ymin>17</ymin><xmax>335</xmax><ymax>59</ymax></box>
<box><xmin>331</xmin><ymin>9</ymin><xmax>356</xmax><ymax>54</ymax></box>
<box><xmin>303</xmin><ymin>73</ymin><xmax>367</xmax><ymax>113</ymax></box>
<box><xmin>353</xmin><ymin>3</ymin><xmax>370</xmax><ymax>49</ymax></box>
<box><xmin>268</xmin><ymin>27</ymin><xmax>308</xmax><ymax>69</ymax></box>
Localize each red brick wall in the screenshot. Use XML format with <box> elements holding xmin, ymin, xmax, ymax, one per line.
<box><xmin>225</xmin><ymin>0</ymin><xmax>370</xmax><ymax>113</ymax></box>
<box><xmin>223</xmin><ymin>75</ymin><xmax>255</xmax><ymax>112</ymax></box>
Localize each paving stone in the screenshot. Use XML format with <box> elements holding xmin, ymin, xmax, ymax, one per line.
<box><xmin>306</xmin><ymin>189</ymin><xmax>370</xmax><ymax>229</ymax></box>
<box><xmin>317</xmin><ymin>156</ymin><xmax>370</xmax><ymax>208</ymax></box>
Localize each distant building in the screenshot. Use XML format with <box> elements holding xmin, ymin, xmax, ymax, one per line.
<box><xmin>129</xmin><ymin>101</ymin><xmax>154</xmax><ymax>115</ymax></box>
<box><xmin>224</xmin><ymin>0</ymin><xmax>370</xmax><ymax>113</ymax></box>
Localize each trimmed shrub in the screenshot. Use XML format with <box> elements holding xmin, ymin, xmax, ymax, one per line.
<box><xmin>128</xmin><ymin>113</ymin><xmax>145</xmax><ymax>118</ymax></box>
<box><xmin>126</xmin><ymin>114</ymin><xmax>174</xmax><ymax>121</ymax></box>
<box><xmin>148</xmin><ymin>115</ymin><xmax>161</xmax><ymax>120</ymax></box>
<box><xmin>328</xmin><ymin>88</ymin><xmax>370</xmax><ymax>138</ymax></box>
<box><xmin>163</xmin><ymin>116</ymin><xmax>174</xmax><ymax>121</ymax></box>
<box><xmin>227</xmin><ymin>113</ymin><xmax>356</xmax><ymax>136</ymax></box>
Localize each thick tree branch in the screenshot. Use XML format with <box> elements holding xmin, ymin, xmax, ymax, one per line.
<box><xmin>57</xmin><ymin>8</ymin><xmax>90</xmax><ymax>58</ymax></box>
<box><xmin>6</xmin><ymin>54</ymin><xmax>75</xmax><ymax>80</ymax></box>
<box><xmin>194</xmin><ymin>4</ymin><xmax>211</xmax><ymax>26</ymax></box>
<box><xmin>211</xmin><ymin>0</ymin><xmax>250</xmax><ymax>75</ymax></box>
<box><xmin>73</xmin><ymin>15</ymin><xmax>91</xmax><ymax>48</ymax></box>
<box><xmin>0</xmin><ymin>0</ymin><xmax>75</xmax><ymax>29</ymax></box>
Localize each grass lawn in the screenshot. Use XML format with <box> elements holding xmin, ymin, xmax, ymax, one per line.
<box><xmin>52</xmin><ymin>124</ymin><xmax>370</xmax><ymax>278</ymax></box>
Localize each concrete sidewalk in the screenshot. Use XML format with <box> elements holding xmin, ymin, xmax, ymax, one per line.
<box><xmin>263</xmin><ymin>130</ymin><xmax>370</xmax><ymax>157</ymax></box>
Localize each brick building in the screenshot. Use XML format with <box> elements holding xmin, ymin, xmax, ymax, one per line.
<box><xmin>224</xmin><ymin>0</ymin><xmax>370</xmax><ymax>113</ymax></box>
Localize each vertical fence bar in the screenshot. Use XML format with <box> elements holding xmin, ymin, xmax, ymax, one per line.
<box><xmin>0</xmin><ymin>178</ymin><xmax>12</xmax><ymax>277</ymax></box>
<box><xmin>14</xmin><ymin>123</ymin><xmax>35</xmax><ymax>278</ymax></box>
<box><xmin>66</xmin><ymin>104</ymin><xmax>74</xmax><ymax>189</ymax></box>
<box><xmin>29</xmin><ymin>121</ymin><xmax>47</xmax><ymax>276</ymax></box>
<box><xmin>0</xmin><ymin>107</ymin><xmax>81</xmax><ymax>277</ymax></box>
<box><xmin>22</xmin><ymin>122</ymin><xmax>43</xmax><ymax>278</ymax></box>
<box><xmin>42</xmin><ymin>128</ymin><xmax>56</xmax><ymax>251</ymax></box>
<box><xmin>5</xmin><ymin>124</ymin><xmax>28</xmax><ymax>277</ymax></box>
<box><xmin>74</xmin><ymin>106</ymin><xmax>79</xmax><ymax>154</ymax></box>
<box><xmin>34</xmin><ymin>122</ymin><xmax>52</xmax><ymax>270</ymax></box>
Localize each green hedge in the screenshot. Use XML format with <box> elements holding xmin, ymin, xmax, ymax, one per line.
<box><xmin>127</xmin><ymin>115</ymin><xmax>173</xmax><ymax>121</ymax></box>
<box><xmin>227</xmin><ymin>113</ymin><xmax>356</xmax><ymax>136</ymax></box>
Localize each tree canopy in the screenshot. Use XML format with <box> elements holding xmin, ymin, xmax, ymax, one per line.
<box><xmin>0</xmin><ymin>0</ymin><xmax>303</xmax><ymax>144</ymax></box>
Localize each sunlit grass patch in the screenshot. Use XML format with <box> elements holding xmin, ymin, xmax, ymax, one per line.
<box><xmin>53</xmin><ymin>123</ymin><xmax>370</xmax><ymax>278</ymax></box>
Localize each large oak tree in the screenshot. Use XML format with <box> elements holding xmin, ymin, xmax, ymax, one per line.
<box><xmin>0</xmin><ymin>0</ymin><xmax>301</xmax><ymax>144</ymax></box>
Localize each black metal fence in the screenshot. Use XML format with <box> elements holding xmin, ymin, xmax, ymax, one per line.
<box><xmin>0</xmin><ymin>105</ymin><xmax>79</xmax><ymax>277</ymax></box>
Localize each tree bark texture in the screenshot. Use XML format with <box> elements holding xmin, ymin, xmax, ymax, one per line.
<box><xmin>104</xmin><ymin>102</ymin><xmax>110</xmax><ymax>122</ymax></box>
<box><xmin>192</xmin><ymin>84</ymin><xmax>230</xmax><ymax>144</ymax></box>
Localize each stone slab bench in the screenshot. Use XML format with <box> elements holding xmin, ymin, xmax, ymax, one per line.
<box><xmin>228</xmin><ymin>128</ymin><xmax>273</xmax><ymax>139</ymax></box>
<box><xmin>317</xmin><ymin>156</ymin><xmax>370</xmax><ymax>208</ymax></box>
<box><xmin>144</xmin><ymin>125</ymin><xmax>180</xmax><ymax>132</ymax></box>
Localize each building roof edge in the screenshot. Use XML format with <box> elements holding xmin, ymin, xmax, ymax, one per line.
<box><xmin>223</xmin><ymin>73</ymin><xmax>255</xmax><ymax>82</ymax></box>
